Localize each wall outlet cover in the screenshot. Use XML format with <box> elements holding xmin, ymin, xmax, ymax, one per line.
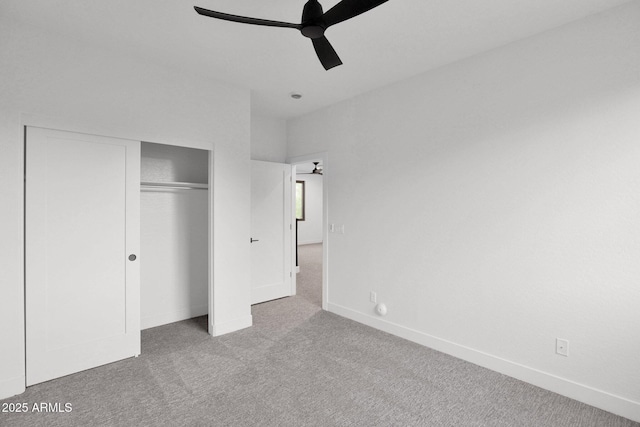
<box><xmin>556</xmin><ymin>338</ymin><xmax>569</xmax><ymax>357</ymax></box>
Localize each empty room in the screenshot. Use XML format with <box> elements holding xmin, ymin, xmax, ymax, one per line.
<box><xmin>1</xmin><ymin>0</ymin><xmax>639</xmax><ymax>425</ymax></box>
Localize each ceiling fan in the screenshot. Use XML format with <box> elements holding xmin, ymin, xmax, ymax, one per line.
<box><xmin>299</xmin><ymin>162</ymin><xmax>323</xmax><ymax>175</ymax></box>
<box><xmin>194</xmin><ymin>0</ymin><xmax>389</xmax><ymax>70</ymax></box>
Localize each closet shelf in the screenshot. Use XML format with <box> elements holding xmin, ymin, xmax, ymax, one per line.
<box><xmin>141</xmin><ymin>181</ymin><xmax>208</xmax><ymax>190</ymax></box>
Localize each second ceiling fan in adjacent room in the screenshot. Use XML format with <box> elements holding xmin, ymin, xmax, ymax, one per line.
<box><xmin>298</xmin><ymin>162</ymin><xmax>323</xmax><ymax>176</ymax></box>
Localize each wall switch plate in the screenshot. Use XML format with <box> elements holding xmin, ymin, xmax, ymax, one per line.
<box><xmin>339</xmin><ymin>225</ymin><xmax>345</xmax><ymax>234</ymax></box>
<box><xmin>556</xmin><ymin>338</ymin><xmax>569</xmax><ymax>357</ymax></box>
<box><xmin>370</xmin><ymin>291</ymin><xmax>377</xmax><ymax>303</ymax></box>
<box><xmin>329</xmin><ymin>223</ymin><xmax>335</xmax><ymax>233</ymax></box>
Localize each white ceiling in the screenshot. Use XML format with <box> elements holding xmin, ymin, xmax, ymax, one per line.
<box><xmin>2</xmin><ymin>0</ymin><xmax>631</xmax><ymax>119</ymax></box>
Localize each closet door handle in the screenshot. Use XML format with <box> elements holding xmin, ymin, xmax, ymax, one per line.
<box><xmin>250</xmin><ymin>238</ymin><xmax>259</xmax><ymax>243</ymax></box>
<box><xmin>128</xmin><ymin>254</ymin><xmax>137</xmax><ymax>261</ymax></box>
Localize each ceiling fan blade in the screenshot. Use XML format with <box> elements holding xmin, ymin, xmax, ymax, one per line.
<box><xmin>194</xmin><ymin>6</ymin><xmax>302</xmax><ymax>30</ymax></box>
<box><xmin>322</xmin><ymin>0</ymin><xmax>389</xmax><ymax>28</ymax></box>
<box><xmin>312</xmin><ymin>36</ymin><xmax>343</xmax><ymax>70</ymax></box>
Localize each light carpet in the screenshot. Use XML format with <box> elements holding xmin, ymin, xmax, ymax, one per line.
<box><xmin>1</xmin><ymin>244</ymin><xmax>637</xmax><ymax>426</ymax></box>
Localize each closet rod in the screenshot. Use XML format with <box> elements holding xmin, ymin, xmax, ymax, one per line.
<box><xmin>140</xmin><ymin>181</ymin><xmax>208</xmax><ymax>190</ymax></box>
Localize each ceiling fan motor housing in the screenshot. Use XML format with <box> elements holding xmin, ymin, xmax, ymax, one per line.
<box><xmin>301</xmin><ymin>0</ymin><xmax>326</xmax><ymax>38</ymax></box>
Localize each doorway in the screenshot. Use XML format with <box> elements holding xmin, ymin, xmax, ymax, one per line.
<box><xmin>289</xmin><ymin>154</ymin><xmax>328</xmax><ymax>310</ymax></box>
<box><xmin>140</xmin><ymin>142</ymin><xmax>211</xmax><ymax>331</ymax></box>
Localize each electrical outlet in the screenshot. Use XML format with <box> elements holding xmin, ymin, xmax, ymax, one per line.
<box><xmin>556</xmin><ymin>338</ymin><xmax>569</xmax><ymax>357</ymax></box>
<box><xmin>370</xmin><ymin>291</ymin><xmax>377</xmax><ymax>303</ymax></box>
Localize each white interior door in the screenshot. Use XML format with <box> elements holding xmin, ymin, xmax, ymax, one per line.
<box><xmin>25</xmin><ymin>127</ymin><xmax>140</xmax><ymax>386</ymax></box>
<box><xmin>250</xmin><ymin>160</ymin><xmax>294</xmax><ymax>304</ymax></box>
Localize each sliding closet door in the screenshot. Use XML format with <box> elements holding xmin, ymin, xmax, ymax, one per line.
<box><xmin>25</xmin><ymin>127</ymin><xmax>140</xmax><ymax>386</ymax></box>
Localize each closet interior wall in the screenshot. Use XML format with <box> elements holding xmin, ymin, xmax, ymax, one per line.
<box><xmin>140</xmin><ymin>142</ymin><xmax>209</xmax><ymax>330</ymax></box>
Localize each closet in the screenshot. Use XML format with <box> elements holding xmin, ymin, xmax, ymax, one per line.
<box><xmin>24</xmin><ymin>130</ymin><xmax>211</xmax><ymax>387</ymax></box>
<box><xmin>140</xmin><ymin>142</ymin><xmax>210</xmax><ymax>330</ymax></box>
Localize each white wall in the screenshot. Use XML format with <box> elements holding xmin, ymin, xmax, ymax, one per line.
<box><xmin>0</xmin><ymin>20</ymin><xmax>252</xmax><ymax>400</ymax></box>
<box><xmin>287</xmin><ymin>2</ymin><xmax>640</xmax><ymax>422</ymax></box>
<box><xmin>251</xmin><ymin>114</ymin><xmax>287</xmax><ymax>162</ymax></box>
<box><xmin>296</xmin><ymin>173</ymin><xmax>323</xmax><ymax>245</ymax></box>
<box><xmin>141</xmin><ymin>142</ymin><xmax>209</xmax><ymax>183</ymax></box>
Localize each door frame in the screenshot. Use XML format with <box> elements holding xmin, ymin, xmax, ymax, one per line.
<box><xmin>288</xmin><ymin>152</ymin><xmax>329</xmax><ymax>311</ymax></box>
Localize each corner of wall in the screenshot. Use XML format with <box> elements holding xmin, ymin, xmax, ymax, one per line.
<box><xmin>209</xmin><ymin>315</ymin><xmax>253</xmax><ymax>337</ymax></box>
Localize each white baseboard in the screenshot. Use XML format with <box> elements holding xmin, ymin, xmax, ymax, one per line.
<box><xmin>141</xmin><ymin>305</ymin><xmax>208</xmax><ymax>330</ymax></box>
<box><xmin>209</xmin><ymin>315</ymin><xmax>252</xmax><ymax>337</ymax></box>
<box><xmin>0</xmin><ymin>375</ymin><xmax>25</xmax><ymax>400</ymax></box>
<box><xmin>327</xmin><ymin>302</ymin><xmax>640</xmax><ymax>423</ymax></box>
<box><xmin>251</xmin><ymin>283</ymin><xmax>291</xmax><ymax>305</ymax></box>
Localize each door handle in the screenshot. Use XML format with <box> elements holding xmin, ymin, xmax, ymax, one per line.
<box><xmin>250</xmin><ymin>238</ymin><xmax>259</xmax><ymax>243</ymax></box>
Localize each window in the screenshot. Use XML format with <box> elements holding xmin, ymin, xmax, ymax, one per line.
<box><xmin>296</xmin><ymin>180</ymin><xmax>305</xmax><ymax>221</ymax></box>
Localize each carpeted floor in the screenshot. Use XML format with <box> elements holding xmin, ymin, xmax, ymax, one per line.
<box><xmin>1</xmin><ymin>243</ymin><xmax>637</xmax><ymax>426</ymax></box>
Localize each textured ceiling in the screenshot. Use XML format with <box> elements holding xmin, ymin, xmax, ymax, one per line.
<box><xmin>2</xmin><ymin>0</ymin><xmax>632</xmax><ymax>119</ymax></box>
